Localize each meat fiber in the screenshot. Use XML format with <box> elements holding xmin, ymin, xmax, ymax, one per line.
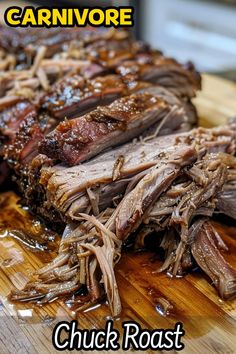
<box><xmin>115</xmin><ymin>146</ymin><xmax>197</xmax><ymax>239</ymax></box>
<box><xmin>170</xmin><ymin>155</ymin><xmax>227</xmax><ymax>275</ymax></box>
<box><xmin>191</xmin><ymin>221</ymin><xmax>236</xmax><ymax>300</ymax></box>
<box><xmin>216</xmin><ymin>164</ymin><xmax>236</xmax><ymax>219</ymax></box>
<box><xmin>217</xmin><ymin>188</ymin><xmax>236</xmax><ymax>220</ymax></box>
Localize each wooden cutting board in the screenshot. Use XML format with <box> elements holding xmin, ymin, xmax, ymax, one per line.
<box><xmin>0</xmin><ymin>74</ymin><xmax>236</xmax><ymax>354</ymax></box>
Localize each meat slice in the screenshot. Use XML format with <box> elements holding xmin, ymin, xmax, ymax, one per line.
<box><xmin>39</xmin><ymin>66</ymin><xmax>198</xmax><ymax>122</ymax></box>
<box><xmin>83</xmin><ymin>38</ymin><xmax>149</xmax><ymax>66</ymax></box>
<box><xmin>115</xmin><ymin>52</ymin><xmax>201</xmax><ymax>99</ymax></box>
<box><xmin>39</xmin><ymin>74</ymin><xmax>143</xmax><ymax>119</ymax></box>
<box><xmin>191</xmin><ymin>221</ymin><xmax>236</xmax><ymax>300</ymax></box>
<box><xmin>39</xmin><ymin>86</ymin><xmax>190</xmax><ymax>165</ymax></box>
<box><xmin>83</xmin><ymin>41</ymin><xmax>200</xmax><ymax>99</ymax></box>
<box><xmin>0</xmin><ymin>100</ymin><xmax>38</xmax><ymax>184</ymax></box>
<box><xmin>0</xmin><ymin>100</ymin><xmax>36</xmax><ymax>145</ymax></box>
<box><xmin>75</xmin><ymin>44</ymin><xmax>200</xmax><ymax>99</ymax></box>
<box><xmin>0</xmin><ymin>73</ymin><xmax>143</xmax><ymax>170</ymax></box>
<box><xmin>5</xmin><ymin>112</ymin><xmax>56</xmax><ymax>171</ymax></box>
<box><xmin>0</xmin><ymin>100</ymin><xmax>37</xmax><ymax>185</ymax></box>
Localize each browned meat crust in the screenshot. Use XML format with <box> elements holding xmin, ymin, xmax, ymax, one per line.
<box><xmin>39</xmin><ymin>86</ymin><xmax>191</xmax><ymax>165</ymax></box>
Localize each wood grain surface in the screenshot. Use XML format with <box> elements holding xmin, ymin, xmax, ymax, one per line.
<box><xmin>0</xmin><ymin>74</ymin><xmax>236</xmax><ymax>354</ymax></box>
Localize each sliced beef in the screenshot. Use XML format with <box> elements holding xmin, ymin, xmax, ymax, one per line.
<box><xmin>39</xmin><ymin>74</ymin><xmax>143</xmax><ymax>119</ymax></box>
<box><xmin>115</xmin><ymin>52</ymin><xmax>201</xmax><ymax>99</ymax></box>
<box><xmin>0</xmin><ymin>100</ymin><xmax>38</xmax><ymax>185</ymax></box>
<box><xmin>5</xmin><ymin>111</ymin><xmax>57</xmax><ymax>171</ymax></box>
<box><xmin>0</xmin><ymin>100</ymin><xmax>37</xmax><ymax>146</ymax></box>
<box><xmin>39</xmin><ymin>86</ymin><xmax>191</xmax><ymax>165</ymax></box>
<box><xmin>23</xmin><ymin>27</ymin><xmax>87</xmax><ymax>59</ymax></box>
<box><xmin>83</xmin><ymin>38</ymin><xmax>149</xmax><ymax>66</ymax></box>
<box><xmin>80</xmin><ymin>46</ymin><xmax>201</xmax><ymax>99</ymax></box>
<box><xmin>39</xmin><ymin>67</ymin><xmax>197</xmax><ymax>122</ymax></box>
